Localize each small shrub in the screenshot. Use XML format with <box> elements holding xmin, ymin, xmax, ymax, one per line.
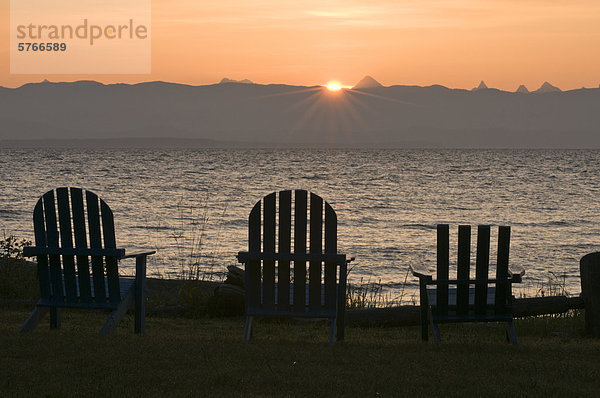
<box><xmin>0</xmin><ymin>233</ymin><xmax>31</xmax><ymax>260</ymax></box>
<box><xmin>0</xmin><ymin>233</ymin><xmax>37</xmax><ymax>300</ymax></box>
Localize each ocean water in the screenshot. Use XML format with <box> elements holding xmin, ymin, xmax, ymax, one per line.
<box><xmin>1</xmin><ymin>148</ymin><xmax>599</xmax><ymax>303</ymax></box>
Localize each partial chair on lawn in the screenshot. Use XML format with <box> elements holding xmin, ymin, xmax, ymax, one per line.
<box><xmin>411</xmin><ymin>224</ymin><xmax>525</xmax><ymax>344</ymax></box>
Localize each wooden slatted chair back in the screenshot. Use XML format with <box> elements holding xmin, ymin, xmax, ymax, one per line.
<box><xmin>245</xmin><ymin>190</ymin><xmax>343</xmax><ymax>315</ymax></box>
<box><xmin>433</xmin><ymin>224</ymin><xmax>512</xmax><ymax>318</ymax></box>
<box><xmin>33</xmin><ymin>187</ymin><xmax>122</xmax><ymax>306</ymax></box>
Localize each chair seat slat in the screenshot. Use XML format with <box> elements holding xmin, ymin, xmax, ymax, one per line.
<box><xmin>427</xmin><ymin>286</ymin><xmax>505</xmax><ymax>309</ymax></box>
<box><xmin>42</xmin><ymin>275</ymin><xmax>135</xmax><ymax>309</ymax></box>
<box><xmin>253</xmin><ymin>282</ymin><xmax>334</xmax><ymax>308</ymax></box>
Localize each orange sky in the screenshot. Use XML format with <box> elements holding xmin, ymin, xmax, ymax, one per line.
<box><xmin>2</xmin><ymin>0</ymin><xmax>600</xmax><ymax>90</ymax></box>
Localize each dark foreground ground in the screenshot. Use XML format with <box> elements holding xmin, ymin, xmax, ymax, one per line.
<box><xmin>1</xmin><ymin>259</ymin><xmax>599</xmax><ymax>396</ymax></box>
<box><xmin>2</xmin><ymin>302</ymin><xmax>599</xmax><ymax>397</ymax></box>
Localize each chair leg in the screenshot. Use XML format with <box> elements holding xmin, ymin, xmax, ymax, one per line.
<box><xmin>329</xmin><ymin>319</ymin><xmax>336</xmax><ymax>346</ymax></box>
<box><xmin>421</xmin><ymin>315</ymin><xmax>429</xmax><ymax>342</ymax></box>
<box><xmin>506</xmin><ymin>321</ymin><xmax>518</xmax><ymax>345</ymax></box>
<box><xmin>20</xmin><ymin>306</ymin><xmax>48</xmax><ymax>333</ymax></box>
<box><xmin>100</xmin><ymin>288</ymin><xmax>134</xmax><ymax>335</ymax></box>
<box><xmin>243</xmin><ymin>316</ymin><xmax>253</xmax><ymax>342</ymax></box>
<box><xmin>134</xmin><ymin>255</ymin><xmax>147</xmax><ymax>334</ymax></box>
<box><xmin>429</xmin><ymin>308</ymin><xmax>441</xmax><ymax>343</ymax></box>
<box><xmin>432</xmin><ymin>323</ymin><xmax>441</xmax><ymax>343</ymax></box>
<box><xmin>336</xmin><ymin>312</ymin><xmax>345</xmax><ymax>342</ymax></box>
<box><xmin>50</xmin><ymin>308</ymin><xmax>61</xmax><ymax>330</ymax></box>
<box><xmin>419</xmin><ymin>279</ymin><xmax>429</xmax><ymax>341</ymax></box>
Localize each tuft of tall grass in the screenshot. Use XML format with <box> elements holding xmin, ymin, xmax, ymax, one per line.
<box><xmin>346</xmin><ymin>278</ymin><xmax>386</xmax><ymax>309</ymax></box>
<box><xmin>148</xmin><ymin>196</ymin><xmax>229</xmax><ymax>282</ymax></box>
<box><xmin>518</xmin><ymin>270</ymin><xmax>572</xmax><ymax>300</ymax></box>
<box><xmin>346</xmin><ymin>268</ymin><xmax>413</xmax><ymax>308</ymax></box>
<box><xmin>537</xmin><ymin>271</ymin><xmax>569</xmax><ymax>297</ymax></box>
<box><xmin>172</xmin><ymin>197</ymin><xmax>210</xmax><ymax>281</ymax></box>
<box><xmin>203</xmin><ymin>204</ymin><xmax>228</xmax><ymax>282</ymax></box>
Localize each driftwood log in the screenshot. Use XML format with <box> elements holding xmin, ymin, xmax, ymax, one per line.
<box><xmin>345</xmin><ymin>295</ymin><xmax>584</xmax><ymax>327</ymax></box>
<box><xmin>208</xmin><ymin>266</ymin><xmax>245</xmax><ymax>316</ymax></box>
<box><xmin>211</xmin><ymin>267</ymin><xmax>588</xmax><ymax>327</ymax></box>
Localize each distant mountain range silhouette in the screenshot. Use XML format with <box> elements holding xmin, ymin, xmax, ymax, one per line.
<box><xmin>219</xmin><ymin>77</ymin><xmax>254</xmax><ymax>84</ymax></box>
<box><xmin>473</xmin><ymin>81</ymin><xmax>562</xmax><ymax>93</ymax></box>
<box><xmin>1</xmin><ymin>78</ymin><xmax>599</xmax><ymax>148</ymax></box>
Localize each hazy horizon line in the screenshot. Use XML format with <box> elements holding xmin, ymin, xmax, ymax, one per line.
<box><xmin>2</xmin><ymin>137</ymin><xmax>599</xmax><ymax>151</ymax></box>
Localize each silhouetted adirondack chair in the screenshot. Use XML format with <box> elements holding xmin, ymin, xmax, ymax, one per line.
<box><xmin>21</xmin><ymin>187</ymin><xmax>155</xmax><ymax>334</ymax></box>
<box><xmin>410</xmin><ymin>225</ymin><xmax>525</xmax><ymax>344</ymax></box>
<box><xmin>237</xmin><ymin>190</ymin><xmax>353</xmax><ymax>345</ymax></box>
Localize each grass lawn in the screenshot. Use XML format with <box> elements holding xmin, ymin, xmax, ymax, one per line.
<box><xmin>2</xmin><ymin>303</ymin><xmax>600</xmax><ymax>397</ymax></box>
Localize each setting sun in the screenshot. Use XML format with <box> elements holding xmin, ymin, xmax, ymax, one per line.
<box><xmin>326</xmin><ymin>81</ymin><xmax>342</xmax><ymax>91</ymax></box>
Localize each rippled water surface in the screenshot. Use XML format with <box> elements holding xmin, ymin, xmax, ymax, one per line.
<box><xmin>1</xmin><ymin>148</ymin><xmax>599</xmax><ymax>302</ymax></box>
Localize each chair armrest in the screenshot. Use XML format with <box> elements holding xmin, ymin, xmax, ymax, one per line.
<box><xmin>121</xmin><ymin>250</ymin><xmax>156</xmax><ymax>259</ymax></box>
<box><xmin>237</xmin><ymin>252</ymin><xmax>246</xmax><ymax>264</ymax></box>
<box><xmin>410</xmin><ymin>264</ymin><xmax>432</xmax><ymax>280</ymax></box>
<box><xmin>22</xmin><ymin>246</ymin><xmax>155</xmax><ymax>259</ymax></box>
<box><xmin>121</xmin><ymin>250</ymin><xmax>154</xmax><ymax>280</ymax></box>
